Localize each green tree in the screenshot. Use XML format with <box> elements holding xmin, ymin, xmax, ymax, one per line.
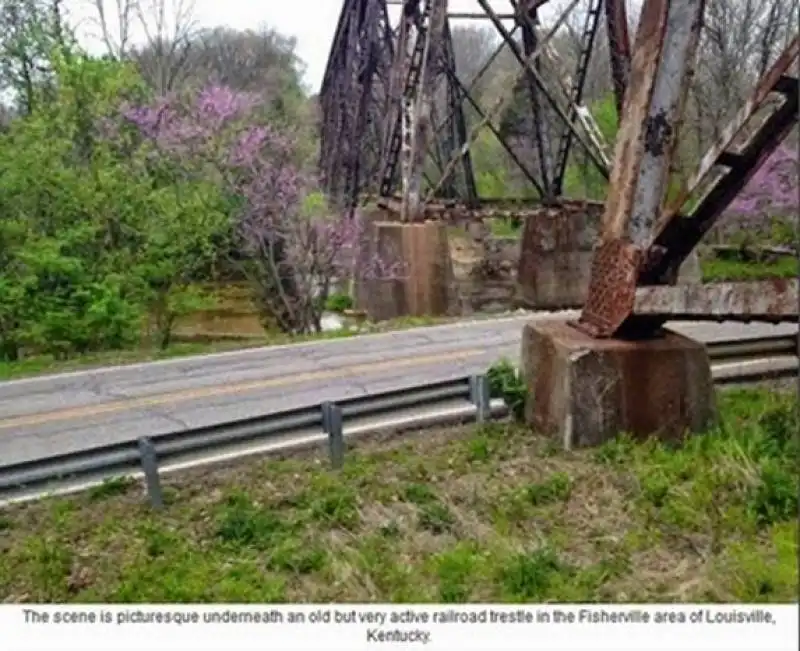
<box><xmin>0</xmin><ymin>48</ymin><xmax>231</xmax><ymax>359</ymax></box>
<box><xmin>562</xmin><ymin>93</ymin><xmax>618</xmax><ymax>200</ymax></box>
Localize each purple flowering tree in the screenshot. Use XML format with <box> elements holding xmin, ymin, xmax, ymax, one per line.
<box><xmin>122</xmin><ymin>85</ymin><xmax>403</xmax><ymax>334</ymax></box>
<box><xmin>727</xmin><ymin>144</ymin><xmax>799</xmax><ymax>246</ymax></box>
<box><xmin>729</xmin><ymin>145</ymin><xmax>798</xmax><ymax>215</ymax></box>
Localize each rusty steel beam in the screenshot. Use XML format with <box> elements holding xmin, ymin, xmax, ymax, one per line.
<box><xmin>446</xmin><ymin>69</ymin><xmax>546</xmax><ymax>195</ymax></box>
<box><xmin>402</xmin><ymin>0</ymin><xmax>448</xmax><ymax>221</ymax></box>
<box><xmin>377</xmin><ymin>1</ymin><xmax>418</xmax><ymax>198</ymax></box>
<box><xmin>320</xmin><ymin>0</ymin><xmax>670</xmax><ymax>213</ymax></box>
<box><xmin>513</xmin><ymin>1</ymin><xmax>553</xmax><ymax>197</ymax></box>
<box><xmin>605</xmin><ymin>0</ymin><xmax>631</xmax><ymax>115</ymax></box>
<box><xmin>600</xmin><ymin>0</ymin><xmax>704</xmax><ymax>246</ymax></box>
<box><xmin>320</xmin><ymin>0</ymin><xmax>394</xmax><ymax>211</ymax></box>
<box><xmin>642</xmin><ymin>37</ymin><xmax>800</xmax><ymax>284</ymax></box>
<box><xmin>577</xmin><ymin>0</ymin><xmax>706</xmax><ymax>339</ymax></box>
<box><xmin>376</xmin><ymin>2</ymin><xmax>475</xmax><ymax>205</ymax></box>
<box><xmin>427</xmin><ymin>0</ymin><xmax>580</xmax><ymax>200</ymax></box>
<box><xmin>632</xmin><ymin>279</ymin><xmax>799</xmax><ymax>322</ymax></box>
<box><xmin>473</xmin><ymin>0</ymin><xmax>610</xmax><ymax>183</ymax></box>
<box><xmin>441</xmin><ymin>20</ymin><xmax>479</xmax><ymax>203</ymax></box>
<box><xmin>550</xmin><ymin>0</ymin><xmax>605</xmax><ymax>195</ymax></box>
<box><xmin>321</xmin><ymin>0</ymin><xmax>625</xmax><ymax>209</ymax></box>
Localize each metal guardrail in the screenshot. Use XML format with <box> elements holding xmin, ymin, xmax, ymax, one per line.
<box><xmin>0</xmin><ymin>335</ymin><xmax>796</xmax><ymax>505</ymax></box>
<box><xmin>0</xmin><ymin>376</ymin><xmax>492</xmax><ymax>504</ymax></box>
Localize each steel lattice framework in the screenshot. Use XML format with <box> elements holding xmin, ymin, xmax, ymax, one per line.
<box><xmin>320</xmin><ymin>0</ymin><xmax>799</xmax><ymax>332</ymax></box>
<box><xmin>319</xmin><ymin>0</ymin><xmax>630</xmax><ymax>214</ymax></box>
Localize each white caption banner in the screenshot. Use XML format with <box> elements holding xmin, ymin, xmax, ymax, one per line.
<box><xmin>2</xmin><ymin>604</ymin><xmax>797</xmax><ymax>650</ymax></box>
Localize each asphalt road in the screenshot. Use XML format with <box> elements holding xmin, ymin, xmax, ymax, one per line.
<box><xmin>0</xmin><ymin>312</ymin><xmax>796</xmax><ymax>466</ymax></box>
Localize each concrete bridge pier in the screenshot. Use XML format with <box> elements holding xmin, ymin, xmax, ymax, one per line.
<box><xmin>520</xmin><ymin>319</ymin><xmax>716</xmax><ymax>449</ymax></box>
<box><xmin>516</xmin><ymin>201</ymin><xmax>702</xmax><ymax>310</ymax></box>
<box><xmin>356</xmin><ymin>213</ymin><xmax>455</xmax><ymax>321</ymax></box>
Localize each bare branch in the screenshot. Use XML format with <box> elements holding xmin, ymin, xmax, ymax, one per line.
<box><xmin>85</xmin><ymin>0</ymin><xmax>137</xmax><ymax>59</ymax></box>
<box><xmin>133</xmin><ymin>0</ymin><xmax>197</xmax><ymax>93</ymax></box>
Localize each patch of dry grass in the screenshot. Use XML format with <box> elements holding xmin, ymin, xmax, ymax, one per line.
<box><xmin>0</xmin><ymin>388</ymin><xmax>796</xmax><ymax>604</ymax></box>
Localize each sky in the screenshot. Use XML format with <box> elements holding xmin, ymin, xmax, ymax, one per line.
<box><xmin>67</xmin><ymin>1</ymin><xmax>541</xmax><ymax>93</ymax></box>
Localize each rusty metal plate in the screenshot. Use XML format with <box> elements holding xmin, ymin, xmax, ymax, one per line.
<box><xmin>605</xmin><ymin>0</ymin><xmax>632</xmax><ymax>115</ymax></box>
<box><xmin>575</xmin><ymin>239</ymin><xmax>643</xmax><ymax>337</ymax></box>
<box><xmin>632</xmin><ymin>279</ymin><xmax>799</xmax><ymax>322</ymax></box>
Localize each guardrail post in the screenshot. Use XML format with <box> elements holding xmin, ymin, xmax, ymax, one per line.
<box><xmin>469</xmin><ymin>374</ymin><xmax>491</xmax><ymax>423</ymax></box>
<box><xmin>322</xmin><ymin>402</ymin><xmax>345</xmax><ymax>470</ymax></box>
<box><xmin>137</xmin><ymin>437</ymin><xmax>164</xmax><ymax>509</ymax></box>
<box><xmin>321</xmin><ymin>401</ymin><xmax>331</xmax><ymax>434</ymax></box>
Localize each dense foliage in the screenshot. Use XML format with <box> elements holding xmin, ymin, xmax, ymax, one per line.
<box><xmin>0</xmin><ymin>48</ymin><xmax>401</xmax><ymax>363</ymax></box>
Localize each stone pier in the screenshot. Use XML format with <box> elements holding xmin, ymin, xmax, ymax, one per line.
<box><xmin>520</xmin><ymin>319</ymin><xmax>716</xmax><ymax>449</ymax></box>
<box><xmin>517</xmin><ymin>201</ymin><xmax>702</xmax><ymax>310</ymax></box>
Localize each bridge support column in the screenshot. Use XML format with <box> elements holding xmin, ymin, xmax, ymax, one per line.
<box><xmin>357</xmin><ymin>220</ymin><xmax>455</xmax><ymax>321</ymax></box>
<box><xmin>517</xmin><ymin>202</ymin><xmax>602</xmax><ymax>310</ymax></box>
<box><xmin>520</xmin><ymin>319</ymin><xmax>716</xmax><ymax>449</ymax></box>
<box><xmin>516</xmin><ymin>202</ymin><xmax>701</xmax><ymax>310</ymax></box>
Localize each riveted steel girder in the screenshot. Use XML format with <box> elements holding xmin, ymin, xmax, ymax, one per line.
<box><xmin>320</xmin><ymin>0</ymin><xmax>623</xmax><ymax>212</ymax></box>
<box><xmin>319</xmin><ymin>0</ymin><xmax>394</xmax><ymax>211</ymax></box>
<box><xmin>577</xmin><ymin>0</ymin><xmax>707</xmax><ymax>338</ymax></box>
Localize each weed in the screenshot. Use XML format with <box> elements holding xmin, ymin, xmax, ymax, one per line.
<box><xmin>499</xmin><ymin>548</ymin><xmax>570</xmax><ymax>601</ymax></box>
<box><xmin>435</xmin><ymin>543</ymin><xmax>484</xmax><ymax>602</ymax></box>
<box><xmin>88</xmin><ymin>476</ymin><xmax>135</xmax><ymax>501</ymax></box>
<box><xmin>701</xmin><ymin>257</ymin><xmax>798</xmax><ymax>282</ymax></box>
<box><xmin>594</xmin><ymin>434</ymin><xmax>637</xmax><ymax>465</ymax></box>
<box><xmin>464</xmin><ymin>424</ymin><xmax>516</xmax><ymax>463</ymax></box>
<box><xmin>324</xmin><ymin>292</ymin><xmax>353</xmax><ymax>313</ymax></box>
<box><xmin>268</xmin><ymin>539</ymin><xmax>328</xmax><ymax>574</ymax></box>
<box><xmin>525</xmin><ymin>473</ymin><xmax>572</xmax><ymax>506</ymax></box>
<box><xmin>487</xmin><ymin>359</ymin><xmax>527</xmax><ymax>421</ymax></box>
<box><xmin>138</xmin><ymin>522</ymin><xmax>181</xmax><ymax>558</ymax></box>
<box><xmin>216</xmin><ymin>492</ymin><xmax>291</xmax><ymax>549</ymax></box>
<box><xmin>402</xmin><ymin>483</ymin><xmax>437</xmax><ymax>505</ymax></box>
<box><xmin>418</xmin><ymin>502</ymin><xmax>456</xmax><ymax>535</ymax></box>
<box><xmin>757</xmin><ymin>401</ymin><xmax>798</xmax><ymax>456</ymax></box>
<box><xmin>640</xmin><ymin>471</ymin><xmax>673</xmax><ymax>509</ymax></box>
<box><xmin>707</xmin><ymin>522</ymin><xmax>798</xmax><ymax>602</ymax></box>
<box><xmin>746</xmin><ymin>461</ymin><xmax>798</xmax><ymax>527</ymax></box>
<box><xmin>379</xmin><ymin>521</ymin><xmax>402</xmax><ymax>539</ymax></box>
<box><xmin>26</xmin><ymin>537</ymin><xmax>73</xmax><ymax>600</ymax></box>
<box><xmin>304</xmin><ymin>478</ymin><xmax>360</xmax><ymax>529</ymax></box>
<box><xmin>466</xmin><ymin>435</ymin><xmax>492</xmax><ymax>462</ymax></box>
<box><xmin>354</xmin><ymin>534</ymin><xmax>417</xmax><ymax>601</ymax></box>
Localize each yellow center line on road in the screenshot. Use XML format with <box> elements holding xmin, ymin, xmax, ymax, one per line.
<box><xmin>0</xmin><ymin>349</ymin><xmax>485</xmax><ymax>431</ymax></box>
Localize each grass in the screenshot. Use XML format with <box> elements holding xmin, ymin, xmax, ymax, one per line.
<box><xmin>701</xmin><ymin>256</ymin><xmax>798</xmax><ymax>282</ymax></box>
<box><xmin>0</xmin><ymin>387</ymin><xmax>797</xmax><ymax>603</ymax></box>
<box><xmin>488</xmin><ymin>218</ymin><xmax>522</xmax><ymax>238</ymax></box>
<box><xmin>0</xmin><ymin>314</ymin><xmax>446</xmax><ymax>382</ymax></box>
